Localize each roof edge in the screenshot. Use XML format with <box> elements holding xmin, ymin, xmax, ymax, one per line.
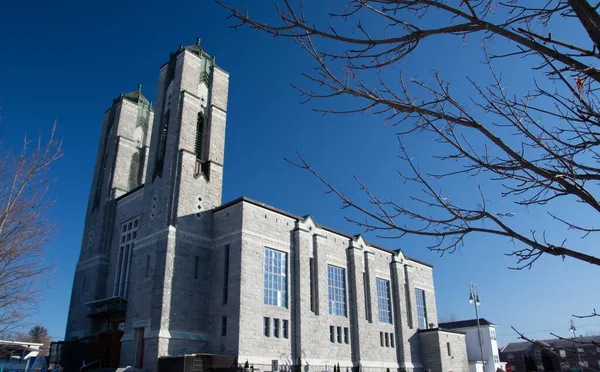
<box><xmin>213</xmin><ymin>196</ymin><xmax>433</xmax><ymax>267</ymax></box>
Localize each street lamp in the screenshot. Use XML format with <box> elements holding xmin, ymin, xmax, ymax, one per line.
<box><xmin>469</xmin><ymin>282</ymin><xmax>486</xmax><ymax>372</ymax></box>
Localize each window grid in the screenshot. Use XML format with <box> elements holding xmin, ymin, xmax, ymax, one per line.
<box><xmin>264</xmin><ymin>248</ymin><xmax>287</xmax><ymax>307</ymax></box>
<box><xmin>376</xmin><ymin>278</ymin><xmax>392</xmax><ymax>323</ymax></box>
<box><xmin>415</xmin><ymin>288</ymin><xmax>428</xmax><ymax>329</ymax></box>
<box><xmin>327</xmin><ymin>265</ymin><xmax>347</xmax><ymax>316</ymax></box>
<box><xmin>114</xmin><ymin>218</ymin><xmax>139</xmax><ymax>298</ymax></box>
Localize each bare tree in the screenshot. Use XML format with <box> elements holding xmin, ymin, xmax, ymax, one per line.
<box><xmin>0</xmin><ymin>125</ymin><xmax>61</xmax><ymax>333</ymax></box>
<box><xmin>218</xmin><ymin>0</ymin><xmax>600</xmax><ymax>269</ymax></box>
<box><xmin>437</xmin><ymin>313</ymin><xmax>458</xmax><ymax>323</ymax></box>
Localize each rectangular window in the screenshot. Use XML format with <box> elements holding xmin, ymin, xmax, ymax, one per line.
<box><xmin>273</xmin><ymin>319</ymin><xmax>280</xmax><ymax>338</ymax></box>
<box><xmin>376</xmin><ymin>278</ymin><xmax>392</xmax><ymax>323</ymax></box>
<box><xmin>415</xmin><ymin>288</ymin><xmax>428</xmax><ymax>329</ymax></box>
<box><xmin>559</xmin><ymin>350</ymin><xmax>566</xmax><ymax>357</ymax></box>
<box><xmin>264</xmin><ymin>317</ymin><xmax>270</xmax><ymax>337</ymax></box>
<box><xmin>330</xmin><ymin>326</ymin><xmax>335</xmax><ymax>343</ymax></box>
<box><xmin>264</xmin><ymin>248</ymin><xmax>288</xmax><ymax>307</ymax></box>
<box><xmin>194</xmin><ymin>256</ymin><xmax>199</xmax><ymax>280</ymax></box>
<box><xmin>145</xmin><ymin>255</ymin><xmax>150</xmax><ymax>278</ymax></box>
<box><xmin>337</xmin><ymin>326</ymin><xmax>342</xmax><ymax>343</ymax></box>
<box><xmin>283</xmin><ymin>319</ymin><xmax>289</xmax><ymax>339</ymax></box>
<box><xmin>385</xmin><ymin>332</ymin><xmax>389</xmax><ymax>347</ymax></box>
<box><xmin>223</xmin><ymin>245</ymin><xmax>230</xmax><ymax>304</ymax></box>
<box><xmin>114</xmin><ymin>217</ymin><xmax>139</xmax><ymax>298</ymax></box>
<box><xmin>363</xmin><ymin>273</ymin><xmax>370</xmax><ymax>321</ymax></box>
<box><xmin>344</xmin><ymin>327</ymin><xmax>349</xmax><ymax>344</ymax></box>
<box><xmin>508</xmin><ymin>353</ymin><xmax>514</xmax><ymax>360</ymax></box>
<box><xmin>390</xmin><ymin>333</ymin><xmax>394</xmax><ymax>348</ymax></box>
<box><xmin>380</xmin><ymin>332</ymin><xmax>384</xmax><ymax>347</ymax></box>
<box><xmin>221</xmin><ymin>316</ymin><xmax>227</xmax><ymax>336</ymax></box>
<box><xmin>447</xmin><ymin>342</ymin><xmax>451</xmax><ymax>356</ymax></box>
<box><xmin>309</xmin><ymin>257</ymin><xmax>315</xmax><ymax>313</ymax></box>
<box><xmin>327</xmin><ymin>265</ymin><xmax>347</xmax><ymax>316</ymax></box>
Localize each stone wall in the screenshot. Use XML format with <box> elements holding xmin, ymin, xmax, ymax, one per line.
<box><xmin>419</xmin><ymin>329</ymin><xmax>468</xmax><ymax>372</ymax></box>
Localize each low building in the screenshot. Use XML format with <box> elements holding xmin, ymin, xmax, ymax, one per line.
<box><xmin>0</xmin><ymin>339</ymin><xmax>44</xmax><ymax>371</ymax></box>
<box><xmin>500</xmin><ymin>336</ymin><xmax>600</xmax><ymax>372</ymax></box>
<box><xmin>438</xmin><ymin>319</ymin><xmax>503</xmax><ymax>372</ymax></box>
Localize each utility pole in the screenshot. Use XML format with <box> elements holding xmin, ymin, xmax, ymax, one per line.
<box><xmin>469</xmin><ymin>282</ymin><xmax>487</xmax><ymax>372</ymax></box>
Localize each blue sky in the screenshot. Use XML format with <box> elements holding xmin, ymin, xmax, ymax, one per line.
<box><xmin>0</xmin><ymin>0</ymin><xmax>598</xmax><ymax>346</ymax></box>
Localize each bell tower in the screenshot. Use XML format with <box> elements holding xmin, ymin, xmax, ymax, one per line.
<box><xmin>144</xmin><ymin>38</ymin><xmax>229</xmax><ymax>234</ymax></box>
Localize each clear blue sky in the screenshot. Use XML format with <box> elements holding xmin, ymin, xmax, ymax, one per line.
<box><xmin>0</xmin><ymin>0</ymin><xmax>598</xmax><ymax>346</ymax></box>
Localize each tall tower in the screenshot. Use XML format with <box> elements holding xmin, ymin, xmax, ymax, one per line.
<box><xmin>117</xmin><ymin>40</ymin><xmax>230</xmax><ymax>366</ymax></box>
<box><xmin>65</xmin><ymin>39</ymin><xmax>230</xmax><ymax>368</ymax></box>
<box><xmin>65</xmin><ymin>86</ymin><xmax>154</xmax><ymax>339</ymax></box>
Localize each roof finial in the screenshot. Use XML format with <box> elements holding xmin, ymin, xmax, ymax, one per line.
<box><xmin>137</xmin><ymin>84</ymin><xmax>142</xmax><ymax>92</ymax></box>
<box><xmin>196</xmin><ymin>37</ymin><xmax>201</xmax><ymax>47</ymax></box>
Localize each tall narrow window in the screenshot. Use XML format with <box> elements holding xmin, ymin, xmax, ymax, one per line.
<box><xmin>390</xmin><ymin>333</ymin><xmax>395</xmax><ymax>348</ymax></box>
<box><xmin>330</xmin><ymin>326</ymin><xmax>335</xmax><ymax>343</ymax></box>
<box><xmin>327</xmin><ymin>265</ymin><xmax>347</xmax><ymax>316</ymax></box>
<box><xmin>264</xmin><ymin>318</ymin><xmax>270</xmax><ymax>337</ymax></box>
<box><xmin>194</xmin><ymin>256</ymin><xmax>199</xmax><ymax>280</ymax></box>
<box><xmin>223</xmin><ymin>245</ymin><xmax>230</xmax><ymax>304</ymax></box>
<box><xmin>309</xmin><ymin>257</ymin><xmax>315</xmax><ymax>312</ymax></box>
<box><xmin>447</xmin><ymin>342</ymin><xmax>451</xmax><ymax>356</ymax></box>
<box><xmin>153</xmin><ymin>110</ymin><xmax>169</xmax><ymax>179</ymax></box>
<box><xmin>380</xmin><ymin>332</ymin><xmax>384</xmax><ymax>347</ymax></box>
<box><xmin>195</xmin><ymin>113</ymin><xmax>204</xmax><ymax>159</ymax></box>
<box><xmin>114</xmin><ymin>218</ymin><xmax>139</xmax><ymax>298</ymax></box>
<box><xmin>363</xmin><ymin>272</ymin><xmax>371</xmax><ymax>321</ymax></box>
<box><xmin>273</xmin><ymin>319</ymin><xmax>280</xmax><ymax>338</ymax></box>
<box><xmin>376</xmin><ymin>278</ymin><xmax>392</xmax><ymax>323</ymax></box>
<box><xmin>128</xmin><ymin>152</ymin><xmax>140</xmax><ymax>190</ymax></box>
<box><xmin>337</xmin><ymin>327</ymin><xmax>342</xmax><ymax>343</ymax></box>
<box><xmin>385</xmin><ymin>332</ymin><xmax>389</xmax><ymax>347</ymax></box>
<box><xmin>264</xmin><ymin>248</ymin><xmax>287</xmax><ymax>307</ymax></box>
<box><xmin>415</xmin><ymin>288</ymin><xmax>428</xmax><ymax>329</ymax></box>
<box><xmin>344</xmin><ymin>327</ymin><xmax>349</xmax><ymax>344</ymax></box>
<box><xmin>221</xmin><ymin>316</ymin><xmax>227</xmax><ymax>336</ymax></box>
<box><xmin>283</xmin><ymin>320</ymin><xmax>289</xmax><ymax>339</ymax></box>
<box><xmin>145</xmin><ymin>255</ymin><xmax>150</xmax><ymax>278</ymax></box>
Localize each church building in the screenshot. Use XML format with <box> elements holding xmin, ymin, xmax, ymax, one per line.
<box><xmin>65</xmin><ymin>40</ymin><xmax>469</xmax><ymax>372</ymax></box>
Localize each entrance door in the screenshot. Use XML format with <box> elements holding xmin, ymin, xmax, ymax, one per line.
<box><xmin>135</xmin><ymin>327</ymin><xmax>144</xmax><ymax>368</ymax></box>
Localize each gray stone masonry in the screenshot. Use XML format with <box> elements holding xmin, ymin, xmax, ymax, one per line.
<box><xmin>65</xmin><ymin>41</ymin><xmax>466</xmax><ymax>372</ymax></box>
<box><xmin>419</xmin><ymin>329</ymin><xmax>468</xmax><ymax>372</ymax></box>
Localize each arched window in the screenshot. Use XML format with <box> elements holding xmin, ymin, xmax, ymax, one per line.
<box><xmin>128</xmin><ymin>152</ymin><xmax>140</xmax><ymax>190</ymax></box>
<box><xmin>195</xmin><ymin>112</ymin><xmax>204</xmax><ymax>160</ymax></box>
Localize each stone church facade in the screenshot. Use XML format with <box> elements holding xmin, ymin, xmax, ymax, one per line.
<box><xmin>65</xmin><ymin>41</ymin><xmax>468</xmax><ymax>372</ymax></box>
